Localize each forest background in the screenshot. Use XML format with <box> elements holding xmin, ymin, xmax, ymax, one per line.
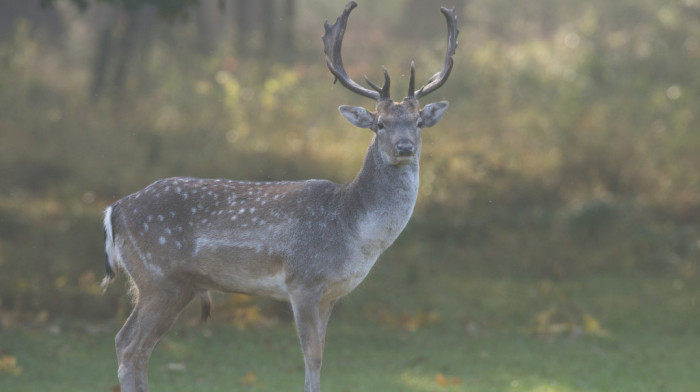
<box><xmin>0</xmin><ymin>0</ymin><xmax>699</xmax><ymax>390</ymax></box>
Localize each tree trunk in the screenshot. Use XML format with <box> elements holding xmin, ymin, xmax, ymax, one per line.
<box><xmin>90</xmin><ymin>5</ymin><xmax>119</xmax><ymax>101</ymax></box>
<box><xmin>196</xmin><ymin>0</ymin><xmax>221</xmax><ymax>55</ymax></box>
<box><xmin>280</xmin><ymin>0</ymin><xmax>295</xmax><ymax>63</ymax></box>
<box><xmin>233</xmin><ymin>0</ymin><xmax>253</xmax><ymax>56</ymax></box>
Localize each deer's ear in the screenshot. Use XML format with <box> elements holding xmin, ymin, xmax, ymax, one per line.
<box><xmin>420</xmin><ymin>101</ymin><xmax>449</xmax><ymax>128</ymax></box>
<box><xmin>339</xmin><ymin>106</ymin><xmax>375</xmax><ymax>129</ymax></box>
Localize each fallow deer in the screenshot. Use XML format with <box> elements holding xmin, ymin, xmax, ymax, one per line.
<box><xmin>102</xmin><ymin>2</ymin><xmax>457</xmax><ymax>391</ymax></box>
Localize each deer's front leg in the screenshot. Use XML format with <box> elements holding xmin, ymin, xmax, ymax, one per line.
<box><xmin>290</xmin><ymin>288</ymin><xmax>333</xmax><ymax>392</ymax></box>
<box><xmin>319</xmin><ymin>299</ymin><xmax>336</xmax><ymax>353</ymax></box>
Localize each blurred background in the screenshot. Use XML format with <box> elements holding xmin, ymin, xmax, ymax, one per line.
<box><xmin>0</xmin><ymin>0</ymin><xmax>699</xmax><ymax>390</ymax></box>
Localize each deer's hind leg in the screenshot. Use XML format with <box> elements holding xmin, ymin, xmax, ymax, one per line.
<box><xmin>115</xmin><ymin>280</ymin><xmax>195</xmax><ymax>392</ymax></box>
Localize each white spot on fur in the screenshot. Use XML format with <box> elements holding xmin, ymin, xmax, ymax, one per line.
<box><xmin>147</xmin><ymin>263</ymin><xmax>164</xmax><ymax>276</ymax></box>
<box><xmin>159</xmin><ymin>236</ymin><xmax>166</xmax><ymax>245</ymax></box>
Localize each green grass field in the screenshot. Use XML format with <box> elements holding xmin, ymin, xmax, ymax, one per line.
<box><xmin>1</xmin><ymin>243</ymin><xmax>698</xmax><ymax>392</ymax></box>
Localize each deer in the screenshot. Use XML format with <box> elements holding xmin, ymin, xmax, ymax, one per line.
<box><xmin>101</xmin><ymin>2</ymin><xmax>457</xmax><ymax>391</ymax></box>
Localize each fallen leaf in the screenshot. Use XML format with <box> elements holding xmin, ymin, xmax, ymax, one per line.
<box><xmin>0</xmin><ymin>355</ymin><xmax>22</xmax><ymax>376</ymax></box>
<box><xmin>240</xmin><ymin>371</ymin><xmax>258</xmax><ymax>386</ymax></box>
<box><xmin>435</xmin><ymin>373</ymin><xmax>448</xmax><ymax>386</ymax></box>
<box><xmin>435</xmin><ymin>372</ymin><xmax>462</xmax><ymax>387</ymax></box>
<box><xmin>525</xmin><ymin>306</ymin><xmax>611</xmax><ymax>339</ymax></box>
<box><xmin>582</xmin><ymin>312</ymin><xmax>610</xmax><ymax>337</ymax></box>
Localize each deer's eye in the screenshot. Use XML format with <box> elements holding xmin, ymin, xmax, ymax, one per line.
<box><xmin>376</xmin><ymin>121</ymin><xmax>385</xmax><ymax>130</ymax></box>
<box><xmin>416</xmin><ymin>119</ymin><xmax>424</xmax><ymax>128</ymax></box>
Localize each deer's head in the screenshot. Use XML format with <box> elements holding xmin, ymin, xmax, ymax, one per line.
<box><xmin>323</xmin><ymin>1</ymin><xmax>458</xmax><ymax>166</ymax></box>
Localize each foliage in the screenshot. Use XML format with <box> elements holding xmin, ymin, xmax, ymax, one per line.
<box><xmin>0</xmin><ymin>0</ymin><xmax>698</xmax><ymax>320</ymax></box>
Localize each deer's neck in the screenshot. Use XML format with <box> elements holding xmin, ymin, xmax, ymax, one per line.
<box><xmin>344</xmin><ymin>138</ymin><xmax>419</xmax><ymax>252</ymax></box>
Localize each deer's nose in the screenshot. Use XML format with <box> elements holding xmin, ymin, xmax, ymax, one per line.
<box><xmin>394</xmin><ymin>139</ymin><xmax>415</xmax><ymax>157</ymax></box>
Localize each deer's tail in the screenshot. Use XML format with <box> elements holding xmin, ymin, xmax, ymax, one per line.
<box><xmin>101</xmin><ymin>205</ymin><xmax>119</xmax><ymax>292</ymax></box>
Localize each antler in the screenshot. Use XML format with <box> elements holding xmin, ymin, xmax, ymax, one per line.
<box><xmin>408</xmin><ymin>6</ymin><xmax>459</xmax><ymax>100</ymax></box>
<box><xmin>323</xmin><ymin>1</ymin><xmax>391</xmax><ymax>101</ymax></box>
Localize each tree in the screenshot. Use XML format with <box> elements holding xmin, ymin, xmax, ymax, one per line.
<box><xmin>42</xmin><ymin>0</ymin><xmax>198</xmax><ymax>20</ymax></box>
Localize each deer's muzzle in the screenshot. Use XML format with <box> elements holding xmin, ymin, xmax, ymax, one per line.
<box><xmin>394</xmin><ymin>138</ymin><xmax>416</xmax><ymax>157</ymax></box>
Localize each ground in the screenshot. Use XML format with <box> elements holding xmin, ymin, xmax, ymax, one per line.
<box><xmin>1</xmin><ymin>255</ymin><xmax>698</xmax><ymax>391</ymax></box>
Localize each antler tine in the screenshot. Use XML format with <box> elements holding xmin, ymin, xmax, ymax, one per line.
<box><xmin>413</xmin><ymin>6</ymin><xmax>459</xmax><ymax>100</ymax></box>
<box><xmin>323</xmin><ymin>1</ymin><xmax>381</xmax><ymax>101</ymax></box>
<box><xmin>364</xmin><ymin>66</ymin><xmax>391</xmax><ymax>100</ymax></box>
<box><xmin>407</xmin><ymin>61</ymin><xmax>416</xmax><ymax>98</ymax></box>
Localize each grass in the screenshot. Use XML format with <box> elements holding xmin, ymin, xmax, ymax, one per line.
<box><xmin>1</xmin><ymin>244</ymin><xmax>698</xmax><ymax>392</ymax></box>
